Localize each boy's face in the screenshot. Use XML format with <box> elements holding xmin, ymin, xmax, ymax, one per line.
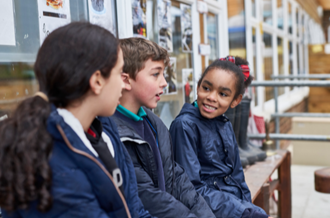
<box><xmin>130</xmin><ymin>58</ymin><xmax>167</xmax><ymax>109</ymax></box>
<box><xmin>197</xmin><ymin>68</ymin><xmax>241</xmax><ymax>119</ymax></box>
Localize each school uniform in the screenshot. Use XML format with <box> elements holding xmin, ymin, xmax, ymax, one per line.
<box><xmin>2</xmin><ymin>106</ymin><xmax>130</xmax><ymax>218</ymax></box>
<box><xmin>99</xmin><ymin>105</ymin><xmax>215</xmax><ymax>218</ymax></box>
<box><xmin>169</xmin><ymin>102</ymin><xmax>268</xmax><ymax>218</ymax></box>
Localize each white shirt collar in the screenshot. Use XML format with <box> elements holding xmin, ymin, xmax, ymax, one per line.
<box><xmin>57</xmin><ymin>108</ymin><xmax>99</xmax><ymax>157</ymax></box>
<box><xmin>57</xmin><ymin>108</ymin><xmax>115</xmax><ymax>157</ymax></box>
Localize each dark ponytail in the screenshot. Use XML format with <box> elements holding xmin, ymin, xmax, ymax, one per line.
<box><xmin>0</xmin><ymin>96</ymin><xmax>52</xmax><ymax>211</ymax></box>
<box><xmin>233</xmin><ymin>56</ymin><xmax>254</xmax><ymax>89</ymax></box>
<box><xmin>0</xmin><ymin>22</ymin><xmax>119</xmax><ymax>212</ymax></box>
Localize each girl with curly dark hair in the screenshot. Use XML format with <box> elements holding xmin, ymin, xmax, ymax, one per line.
<box><xmin>0</xmin><ymin>22</ymin><xmax>140</xmax><ymax>218</ymax></box>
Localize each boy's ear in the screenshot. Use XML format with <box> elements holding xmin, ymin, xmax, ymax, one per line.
<box><xmin>89</xmin><ymin>70</ymin><xmax>104</xmax><ymax>95</ymax></box>
<box><xmin>122</xmin><ymin>72</ymin><xmax>132</xmax><ymax>91</ymax></box>
<box><xmin>230</xmin><ymin>94</ymin><xmax>243</xmax><ymax>108</ymax></box>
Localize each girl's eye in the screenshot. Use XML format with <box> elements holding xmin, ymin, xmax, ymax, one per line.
<box><xmin>202</xmin><ymin>86</ymin><xmax>209</xmax><ymax>91</ymax></box>
<box><xmin>153</xmin><ymin>72</ymin><xmax>160</xmax><ymax>77</ymax></box>
<box><xmin>219</xmin><ymin>92</ymin><xmax>227</xmax><ymax>97</ymax></box>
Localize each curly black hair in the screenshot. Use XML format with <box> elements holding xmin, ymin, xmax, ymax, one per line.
<box><xmin>198</xmin><ymin>56</ymin><xmax>254</xmax><ymax>99</ymax></box>
<box><xmin>0</xmin><ymin>22</ymin><xmax>119</xmax><ymax>212</ymax></box>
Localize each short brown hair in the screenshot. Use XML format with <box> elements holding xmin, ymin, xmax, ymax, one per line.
<box><xmin>119</xmin><ymin>37</ymin><xmax>170</xmax><ymax>80</ymax></box>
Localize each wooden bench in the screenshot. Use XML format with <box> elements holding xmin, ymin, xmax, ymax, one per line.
<box><xmin>244</xmin><ymin>150</ymin><xmax>292</xmax><ymax>218</ymax></box>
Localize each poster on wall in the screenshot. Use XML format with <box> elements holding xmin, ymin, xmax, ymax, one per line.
<box><xmin>132</xmin><ymin>0</ymin><xmax>147</xmax><ymax>38</ymax></box>
<box><xmin>163</xmin><ymin>57</ymin><xmax>177</xmax><ymax>95</ymax></box>
<box><xmin>157</xmin><ymin>0</ymin><xmax>173</xmax><ymax>52</ymax></box>
<box><xmin>180</xmin><ymin>4</ymin><xmax>193</xmax><ymax>52</ymax></box>
<box><xmin>37</xmin><ymin>0</ymin><xmax>71</xmax><ymax>45</ymax></box>
<box><xmin>0</xmin><ymin>0</ymin><xmax>16</xmax><ymax>46</ymax></box>
<box><xmin>88</xmin><ymin>0</ymin><xmax>116</xmax><ymax>36</ymax></box>
<box><xmin>182</xmin><ymin>68</ymin><xmax>193</xmax><ymax>103</ymax></box>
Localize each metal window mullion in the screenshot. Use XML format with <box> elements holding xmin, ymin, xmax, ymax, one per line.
<box><xmin>256</xmin><ymin>0</ymin><xmax>264</xmax><ymax>107</ymax></box>
<box><xmin>219</xmin><ymin>0</ymin><xmax>229</xmax><ymax>57</ymax></box>
<box><xmin>291</xmin><ymin>2</ymin><xmax>298</xmax><ymax>94</ymax></box>
<box><xmin>203</xmin><ymin>13</ymin><xmax>209</xmax><ymax>67</ymax></box>
<box><xmin>116</xmin><ymin>0</ymin><xmax>133</xmax><ymax>39</ymax></box>
<box><xmin>245</xmin><ymin>0</ymin><xmax>255</xmax><ymax>104</ymax></box>
<box><xmin>191</xmin><ymin>1</ymin><xmax>202</xmax><ymax>100</ymax></box>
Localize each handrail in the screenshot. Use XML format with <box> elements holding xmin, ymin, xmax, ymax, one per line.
<box><xmin>271</xmin><ymin>113</ymin><xmax>330</xmax><ymax>118</ymax></box>
<box><xmin>249</xmin><ymin>76</ymin><xmax>330</xmax><ymax>149</ymax></box>
<box><xmin>250</xmin><ymin>81</ymin><xmax>330</xmax><ymax>87</ymax></box>
<box><xmin>271</xmin><ymin>74</ymin><xmax>330</xmax><ymax>79</ymax></box>
<box><xmin>248</xmin><ymin>134</ymin><xmax>330</xmax><ymax>142</ymax></box>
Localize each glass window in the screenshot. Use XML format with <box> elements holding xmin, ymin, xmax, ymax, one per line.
<box><xmin>263</xmin><ymin>0</ymin><xmax>272</xmax><ymax>25</ymax></box>
<box><xmin>297</xmin><ymin>44</ymin><xmax>300</xmax><ymax>75</ymax></box>
<box><xmin>149</xmin><ymin>0</ymin><xmax>194</xmax><ymax>128</ymax></box>
<box><xmin>228</xmin><ymin>0</ymin><xmax>246</xmax><ymax>58</ymax></box>
<box><xmin>263</xmin><ymin>32</ymin><xmax>273</xmax><ymax>101</ymax></box>
<box><xmin>288</xmin><ymin>41</ymin><xmax>293</xmax><ymax>90</ymax></box>
<box><xmin>277</xmin><ymin>0</ymin><xmax>283</xmax><ymax>29</ymax></box>
<box><xmin>0</xmin><ymin>0</ymin><xmax>110</xmax><ymax>117</ymax></box>
<box><xmin>277</xmin><ymin>37</ymin><xmax>285</xmax><ymax>95</ymax></box>
<box><xmin>207</xmin><ymin>12</ymin><xmax>218</xmax><ymax>65</ymax></box>
<box><xmin>301</xmin><ymin>15</ymin><xmax>305</xmax><ymax>42</ymax></box>
<box><xmin>288</xmin><ymin>2</ymin><xmax>292</xmax><ymax>34</ymax></box>
<box><xmin>296</xmin><ymin>8</ymin><xmax>299</xmax><ymax>37</ymax></box>
<box><xmin>252</xmin><ymin>27</ymin><xmax>258</xmax><ymax>106</ymax></box>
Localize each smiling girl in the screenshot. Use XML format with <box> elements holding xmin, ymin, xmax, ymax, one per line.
<box><xmin>169</xmin><ymin>57</ymin><xmax>271</xmax><ymax>218</ymax></box>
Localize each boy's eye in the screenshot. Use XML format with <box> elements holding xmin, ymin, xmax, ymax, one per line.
<box><xmin>153</xmin><ymin>72</ymin><xmax>160</xmax><ymax>77</ymax></box>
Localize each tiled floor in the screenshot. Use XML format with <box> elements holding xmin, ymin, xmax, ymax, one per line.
<box><xmin>291</xmin><ymin>165</ymin><xmax>330</xmax><ymax>218</ymax></box>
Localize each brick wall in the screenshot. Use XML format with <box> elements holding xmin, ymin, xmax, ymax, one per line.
<box><xmin>268</xmin><ymin>97</ymin><xmax>309</xmax><ymax>149</ymax></box>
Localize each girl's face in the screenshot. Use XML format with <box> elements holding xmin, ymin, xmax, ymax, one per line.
<box><xmin>99</xmin><ymin>49</ymin><xmax>125</xmax><ymax>116</ymax></box>
<box><xmin>197</xmin><ymin>68</ymin><xmax>242</xmax><ymax>119</ymax></box>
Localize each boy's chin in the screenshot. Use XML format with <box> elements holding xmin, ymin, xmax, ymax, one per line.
<box><xmin>144</xmin><ymin>102</ymin><xmax>158</xmax><ymax>110</ymax></box>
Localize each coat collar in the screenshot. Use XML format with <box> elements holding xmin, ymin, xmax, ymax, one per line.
<box><xmin>177</xmin><ymin>102</ymin><xmax>229</xmax><ymax>123</ymax></box>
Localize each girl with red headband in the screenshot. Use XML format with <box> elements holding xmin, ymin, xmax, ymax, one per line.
<box><xmin>169</xmin><ymin>57</ymin><xmax>271</xmax><ymax>218</ymax></box>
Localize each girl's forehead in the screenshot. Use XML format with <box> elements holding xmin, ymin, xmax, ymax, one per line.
<box><xmin>203</xmin><ymin>68</ymin><xmax>233</xmax><ymax>81</ymax></box>
<box><xmin>202</xmin><ymin>69</ymin><xmax>237</xmax><ymax>90</ymax></box>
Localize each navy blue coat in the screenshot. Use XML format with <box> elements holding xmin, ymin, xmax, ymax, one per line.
<box><xmin>2</xmin><ymin>108</ymin><xmax>130</xmax><ymax>218</ymax></box>
<box><xmin>169</xmin><ymin>103</ymin><xmax>266</xmax><ymax>218</ymax></box>
<box><xmin>100</xmin><ymin>108</ymin><xmax>215</xmax><ymax>218</ymax></box>
<box><xmin>100</xmin><ymin>116</ymin><xmax>153</xmax><ymax>218</ymax></box>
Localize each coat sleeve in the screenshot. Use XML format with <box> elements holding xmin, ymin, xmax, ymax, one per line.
<box><xmin>100</xmin><ymin>117</ymin><xmax>154</xmax><ymax>218</ymax></box>
<box><xmin>122</xmin><ymin>145</ymin><xmax>154</xmax><ymax>218</ymax></box>
<box><xmin>169</xmin><ymin>120</ymin><xmax>246</xmax><ymax>218</ymax></box>
<box><xmin>134</xmin><ymin>163</ymin><xmax>197</xmax><ymax>218</ymax></box>
<box><xmin>172</xmin><ymin>162</ymin><xmax>216</xmax><ymax>218</ymax></box>
<box><xmin>231</xmin><ymin>130</ymin><xmax>252</xmax><ymax>202</ymax></box>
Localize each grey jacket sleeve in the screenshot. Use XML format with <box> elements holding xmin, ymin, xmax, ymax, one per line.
<box><xmin>135</xmin><ymin>164</ymin><xmax>197</xmax><ymax>218</ymax></box>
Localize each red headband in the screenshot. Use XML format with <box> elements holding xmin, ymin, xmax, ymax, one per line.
<box><xmin>219</xmin><ymin>56</ymin><xmax>250</xmax><ymax>81</ymax></box>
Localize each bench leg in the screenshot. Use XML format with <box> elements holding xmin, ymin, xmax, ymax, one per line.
<box><xmin>278</xmin><ymin>152</ymin><xmax>292</xmax><ymax>218</ymax></box>
<box><xmin>254</xmin><ymin>183</ymin><xmax>270</xmax><ymax>215</ymax></box>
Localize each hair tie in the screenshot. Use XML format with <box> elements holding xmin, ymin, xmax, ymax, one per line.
<box><xmin>34</xmin><ymin>91</ymin><xmax>49</xmax><ymax>102</ymax></box>
<box><xmin>240</xmin><ymin>65</ymin><xmax>250</xmax><ymax>82</ymax></box>
<box><xmin>219</xmin><ymin>56</ymin><xmax>235</xmax><ymax>64</ymax></box>
<box><xmin>219</xmin><ymin>56</ymin><xmax>250</xmax><ymax>81</ymax></box>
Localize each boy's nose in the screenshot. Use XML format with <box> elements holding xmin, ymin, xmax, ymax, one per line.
<box><xmin>160</xmin><ymin>74</ymin><xmax>168</xmax><ymax>88</ymax></box>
